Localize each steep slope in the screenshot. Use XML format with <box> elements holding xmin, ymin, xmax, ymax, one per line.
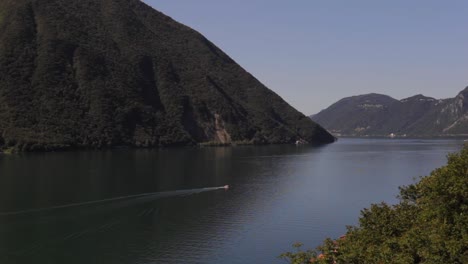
<box><xmin>0</xmin><ymin>0</ymin><xmax>334</xmax><ymax>151</ymax></box>
<box><xmin>311</xmin><ymin>87</ymin><xmax>468</xmax><ymax>137</ymax></box>
<box><xmin>409</xmin><ymin>88</ymin><xmax>468</xmax><ymax>135</ymax></box>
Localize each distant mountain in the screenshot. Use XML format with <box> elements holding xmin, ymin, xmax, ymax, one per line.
<box><xmin>0</xmin><ymin>0</ymin><xmax>334</xmax><ymax>152</ymax></box>
<box><xmin>311</xmin><ymin>87</ymin><xmax>468</xmax><ymax>137</ymax></box>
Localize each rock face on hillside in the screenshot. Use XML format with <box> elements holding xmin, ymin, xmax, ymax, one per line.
<box><xmin>0</xmin><ymin>0</ymin><xmax>334</xmax><ymax>151</ymax></box>
<box><xmin>311</xmin><ymin>87</ymin><xmax>468</xmax><ymax>137</ymax></box>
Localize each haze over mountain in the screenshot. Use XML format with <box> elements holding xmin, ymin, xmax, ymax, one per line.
<box><xmin>0</xmin><ymin>0</ymin><xmax>334</xmax><ymax>152</ymax></box>
<box><xmin>311</xmin><ymin>87</ymin><xmax>468</xmax><ymax>137</ymax></box>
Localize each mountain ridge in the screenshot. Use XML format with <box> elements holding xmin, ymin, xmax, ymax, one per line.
<box><xmin>311</xmin><ymin>87</ymin><xmax>468</xmax><ymax>137</ymax></box>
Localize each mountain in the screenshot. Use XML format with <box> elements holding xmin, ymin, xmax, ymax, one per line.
<box><xmin>0</xmin><ymin>0</ymin><xmax>334</xmax><ymax>152</ymax></box>
<box><xmin>311</xmin><ymin>87</ymin><xmax>468</xmax><ymax>137</ymax></box>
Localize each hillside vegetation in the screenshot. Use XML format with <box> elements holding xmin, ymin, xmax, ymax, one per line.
<box><xmin>312</xmin><ymin>88</ymin><xmax>468</xmax><ymax>137</ymax></box>
<box><xmin>281</xmin><ymin>145</ymin><xmax>468</xmax><ymax>263</ymax></box>
<box><xmin>0</xmin><ymin>0</ymin><xmax>334</xmax><ymax>152</ymax></box>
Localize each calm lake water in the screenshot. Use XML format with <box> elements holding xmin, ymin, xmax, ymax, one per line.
<box><xmin>0</xmin><ymin>138</ymin><xmax>464</xmax><ymax>263</ymax></box>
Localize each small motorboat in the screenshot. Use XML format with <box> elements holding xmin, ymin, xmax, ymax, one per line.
<box><xmin>223</xmin><ymin>185</ymin><xmax>230</xmax><ymax>190</ymax></box>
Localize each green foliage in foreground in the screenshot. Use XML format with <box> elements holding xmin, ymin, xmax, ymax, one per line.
<box><xmin>280</xmin><ymin>145</ymin><xmax>468</xmax><ymax>264</ymax></box>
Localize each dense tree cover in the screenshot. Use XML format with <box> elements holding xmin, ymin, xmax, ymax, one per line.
<box><xmin>0</xmin><ymin>0</ymin><xmax>334</xmax><ymax>152</ymax></box>
<box><xmin>281</xmin><ymin>145</ymin><xmax>468</xmax><ymax>263</ymax></box>
<box><xmin>312</xmin><ymin>88</ymin><xmax>468</xmax><ymax>137</ymax></box>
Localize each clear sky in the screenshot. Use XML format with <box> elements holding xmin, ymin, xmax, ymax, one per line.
<box><xmin>143</xmin><ymin>0</ymin><xmax>468</xmax><ymax>115</ymax></box>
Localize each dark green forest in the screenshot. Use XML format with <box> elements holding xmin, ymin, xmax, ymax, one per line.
<box><xmin>0</xmin><ymin>0</ymin><xmax>334</xmax><ymax>152</ymax></box>
<box><xmin>281</xmin><ymin>145</ymin><xmax>468</xmax><ymax>264</ymax></box>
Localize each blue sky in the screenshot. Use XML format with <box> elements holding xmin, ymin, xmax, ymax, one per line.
<box><xmin>144</xmin><ymin>0</ymin><xmax>468</xmax><ymax>114</ymax></box>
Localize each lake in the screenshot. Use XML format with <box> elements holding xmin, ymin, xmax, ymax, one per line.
<box><xmin>0</xmin><ymin>138</ymin><xmax>464</xmax><ymax>264</ymax></box>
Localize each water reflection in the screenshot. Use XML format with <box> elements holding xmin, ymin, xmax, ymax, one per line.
<box><xmin>0</xmin><ymin>139</ymin><xmax>464</xmax><ymax>263</ymax></box>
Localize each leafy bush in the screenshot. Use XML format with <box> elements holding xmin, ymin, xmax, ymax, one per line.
<box><xmin>281</xmin><ymin>145</ymin><xmax>468</xmax><ymax>263</ymax></box>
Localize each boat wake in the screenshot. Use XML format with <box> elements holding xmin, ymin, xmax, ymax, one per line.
<box><xmin>0</xmin><ymin>186</ymin><xmax>229</xmax><ymax>217</ymax></box>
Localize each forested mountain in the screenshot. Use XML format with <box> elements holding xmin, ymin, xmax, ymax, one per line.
<box><xmin>312</xmin><ymin>87</ymin><xmax>468</xmax><ymax>137</ymax></box>
<box><xmin>0</xmin><ymin>0</ymin><xmax>334</xmax><ymax>152</ymax></box>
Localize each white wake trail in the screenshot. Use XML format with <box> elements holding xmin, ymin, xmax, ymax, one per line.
<box><xmin>0</xmin><ymin>186</ymin><xmax>228</xmax><ymax>216</ymax></box>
